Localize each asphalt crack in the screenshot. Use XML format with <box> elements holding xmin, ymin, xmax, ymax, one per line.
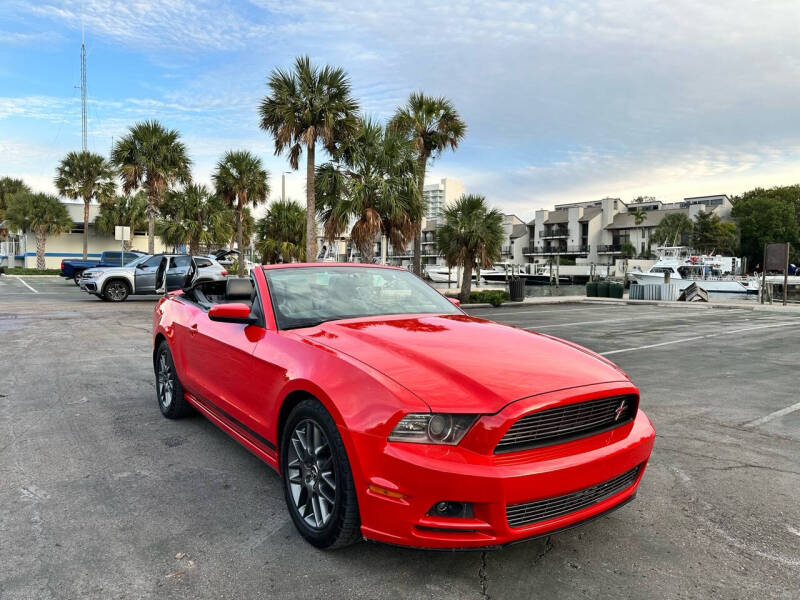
<box><xmin>534</xmin><ymin>536</ymin><xmax>554</xmax><ymax>563</ymax></box>
<box><xmin>478</xmin><ymin>551</ymin><xmax>489</xmax><ymax>599</ymax></box>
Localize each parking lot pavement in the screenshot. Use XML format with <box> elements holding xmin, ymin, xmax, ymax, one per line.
<box><xmin>1</xmin><ymin>284</ymin><xmax>798</xmax><ymax>600</ymax></box>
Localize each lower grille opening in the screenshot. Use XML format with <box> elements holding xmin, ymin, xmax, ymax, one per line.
<box><xmin>506</xmin><ymin>464</ymin><xmax>641</xmax><ymax>528</ymax></box>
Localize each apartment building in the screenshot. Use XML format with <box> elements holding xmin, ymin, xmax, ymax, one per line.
<box><xmin>525</xmin><ymin>194</ymin><xmax>733</xmax><ymax>265</ymax></box>
<box><xmin>423</xmin><ymin>177</ymin><xmax>465</xmax><ymax>221</ymax></box>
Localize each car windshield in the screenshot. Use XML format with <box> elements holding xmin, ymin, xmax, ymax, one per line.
<box><xmin>264</xmin><ymin>266</ymin><xmax>460</xmax><ymax>330</ymax></box>
<box><xmin>127</xmin><ymin>255</ymin><xmax>152</xmax><ymax>267</ymax></box>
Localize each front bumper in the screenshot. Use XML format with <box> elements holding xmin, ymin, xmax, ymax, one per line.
<box><xmin>353</xmin><ymin>388</ymin><xmax>655</xmax><ymax>549</ymax></box>
<box><xmin>79</xmin><ymin>279</ymin><xmax>98</xmax><ymax>293</ymax></box>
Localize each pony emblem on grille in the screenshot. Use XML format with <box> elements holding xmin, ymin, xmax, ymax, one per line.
<box><xmin>614</xmin><ymin>398</ymin><xmax>627</xmax><ymax>421</ymax></box>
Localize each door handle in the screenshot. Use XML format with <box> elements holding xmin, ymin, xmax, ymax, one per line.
<box><xmin>189</xmin><ymin>324</ymin><xmax>198</xmax><ymax>336</ymax></box>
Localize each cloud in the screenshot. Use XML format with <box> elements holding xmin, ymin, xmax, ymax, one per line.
<box><xmin>2</xmin><ymin>0</ymin><xmax>800</xmax><ymax>219</ymax></box>
<box><xmin>24</xmin><ymin>0</ymin><xmax>271</xmax><ymax>52</ymax></box>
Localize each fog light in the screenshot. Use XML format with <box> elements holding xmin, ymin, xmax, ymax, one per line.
<box><xmin>427</xmin><ymin>501</ymin><xmax>474</xmax><ymax>519</ymax></box>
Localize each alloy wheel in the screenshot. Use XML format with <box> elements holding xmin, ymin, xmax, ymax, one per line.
<box><xmin>286</xmin><ymin>419</ymin><xmax>337</xmax><ymax>529</ymax></box>
<box><xmin>157</xmin><ymin>353</ymin><xmax>173</xmax><ymax>409</ymax></box>
<box><xmin>106</xmin><ymin>281</ymin><xmax>127</xmax><ymax>301</ymax></box>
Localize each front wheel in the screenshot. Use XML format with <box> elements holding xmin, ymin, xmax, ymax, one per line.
<box><xmin>281</xmin><ymin>399</ymin><xmax>361</xmax><ymax>549</ymax></box>
<box><xmin>103</xmin><ymin>279</ymin><xmax>129</xmax><ymax>302</ymax></box>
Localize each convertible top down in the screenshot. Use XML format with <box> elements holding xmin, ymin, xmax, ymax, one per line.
<box><xmin>153</xmin><ymin>263</ymin><xmax>654</xmax><ymax>549</ymax></box>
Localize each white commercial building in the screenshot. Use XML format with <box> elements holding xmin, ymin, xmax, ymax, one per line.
<box><xmin>2</xmin><ymin>201</ymin><xmax>167</xmax><ymax>270</ymax></box>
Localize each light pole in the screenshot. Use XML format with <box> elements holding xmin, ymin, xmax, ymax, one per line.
<box><xmin>282</xmin><ymin>171</ymin><xmax>291</xmax><ymax>203</ymax></box>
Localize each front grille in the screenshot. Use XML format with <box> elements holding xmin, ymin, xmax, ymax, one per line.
<box><xmin>495</xmin><ymin>394</ymin><xmax>637</xmax><ymax>453</ymax></box>
<box><xmin>506</xmin><ymin>465</ymin><xmax>641</xmax><ymax>528</ymax></box>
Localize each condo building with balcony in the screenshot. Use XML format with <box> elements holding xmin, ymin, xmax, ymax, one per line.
<box><xmin>525</xmin><ymin>194</ymin><xmax>733</xmax><ymax>265</ymax></box>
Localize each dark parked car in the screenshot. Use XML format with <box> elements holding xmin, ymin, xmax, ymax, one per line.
<box><xmin>60</xmin><ymin>251</ymin><xmax>145</xmax><ymax>284</ymax></box>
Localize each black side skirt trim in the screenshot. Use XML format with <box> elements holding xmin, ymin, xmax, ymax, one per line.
<box><xmin>191</xmin><ymin>394</ymin><xmax>276</xmax><ymax>451</ymax></box>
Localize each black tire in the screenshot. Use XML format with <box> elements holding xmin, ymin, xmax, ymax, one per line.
<box><xmin>103</xmin><ymin>279</ymin><xmax>130</xmax><ymax>302</ymax></box>
<box><xmin>73</xmin><ymin>272</ymin><xmax>82</xmax><ymax>285</ymax></box>
<box><xmin>280</xmin><ymin>399</ymin><xmax>361</xmax><ymax>549</ymax></box>
<box><xmin>154</xmin><ymin>341</ymin><xmax>193</xmax><ymax>419</ymax></box>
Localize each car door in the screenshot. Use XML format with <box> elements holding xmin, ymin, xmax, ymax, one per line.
<box><xmin>167</xmin><ymin>256</ymin><xmax>191</xmax><ymax>290</ymax></box>
<box><xmin>182</xmin><ymin>277</ymin><xmax>265</xmax><ymax>430</ymax></box>
<box><xmin>133</xmin><ymin>255</ymin><xmax>163</xmax><ymax>292</ymax></box>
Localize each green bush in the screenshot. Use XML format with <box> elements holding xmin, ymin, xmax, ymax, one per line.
<box><xmin>467</xmin><ymin>289</ymin><xmax>510</xmax><ymax>306</ymax></box>
<box><xmin>3</xmin><ymin>267</ymin><xmax>61</xmax><ymax>275</ymax></box>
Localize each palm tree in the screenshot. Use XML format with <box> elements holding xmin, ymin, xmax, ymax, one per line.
<box><xmin>316</xmin><ymin>118</ymin><xmax>421</xmax><ymax>262</ymax></box>
<box><xmin>630</xmin><ymin>207</ymin><xmax>648</xmax><ymax>256</ymax></box>
<box><xmin>1</xmin><ymin>177</ymin><xmax>30</xmax><ymax>220</ymax></box>
<box><xmin>436</xmin><ymin>194</ymin><xmax>503</xmax><ymax>303</ymax></box>
<box><xmin>111</xmin><ymin>121</ymin><xmax>191</xmax><ymax>254</ymax></box>
<box><xmin>158</xmin><ymin>185</ymin><xmax>233</xmax><ymax>255</ymax></box>
<box><xmin>389</xmin><ymin>92</ymin><xmax>466</xmax><ymax>275</ymax></box>
<box><xmin>256</xmin><ymin>199</ymin><xmax>306</xmax><ymax>263</ymax></box>
<box><xmin>1</xmin><ymin>177</ymin><xmax>30</xmax><ymax>241</ymax></box>
<box><xmin>54</xmin><ymin>151</ymin><xmax>116</xmax><ymax>259</ymax></box>
<box><xmin>5</xmin><ymin>192</ymin><xmax>72</xmax><ymax>269</ymax></box>
<box><xmin>213</xmin><ymin>150</ymin><xmax>269</xmax><ymax>276</ymax></box>
<box><xmin>94</xmin><ymin>193</ymin><xmax>149</xmax><ymax>251</ymax></box>
<box><xmin>259</xmin><ymin>55</ymin><xmax>360</xmax><ymax>262</ymax></box>
<box><xmin>651</xmin><ymin>212</ymin><xmax>693</xmax><ymax>247</ymax></box>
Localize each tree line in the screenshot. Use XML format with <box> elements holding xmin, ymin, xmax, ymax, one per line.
<box><xmin>1</xmin><ymin>55</ymin><xmax>490</xmax><ymax>279</ymax></box>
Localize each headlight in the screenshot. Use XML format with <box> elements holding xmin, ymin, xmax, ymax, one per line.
<box><xmin>388</xmin><ymin>413</ymin><xmax>477</xmax><ymax>445</ymax></box>
<box><xmin>84</xmin><ymin>271</ymin><xmax>101</xmax><ymax>278</ymax></box>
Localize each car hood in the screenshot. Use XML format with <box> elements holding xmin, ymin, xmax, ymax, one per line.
<box><xmin>85</xmin><ymin>266</ymin><xmax>132</xmax><ymax>275</ymax></box>
<box><xmin>296</xmin><ymin>314</ymin><xmax>629</xmax><ymax>413</ymax></box>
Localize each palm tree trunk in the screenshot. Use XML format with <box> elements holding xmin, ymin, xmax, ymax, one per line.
<box><xmin>236</xmin><ymin>196</ymin><xmax>245</xmax><ymax>277</ymax></box>
<box><xmin>413</xmin><ymin>156</ymin><xmax>427</xmax><ymax>276</ymax></box>
<box><xmin>147</xmin><ymin>190</ymin><xmax>157</xmax><ymax>255</ymax></box>
<box><xmin>460</xmin><ymin>253</ymin><xmax>473</xmax><ymax>303</ymax></box>
<box><xmin>36</xmin><ymin>229</ymin><xmax>46</xmax><ymax>270</ymax></box>
<box><xmin>189</xmin><ymin>239</ymin><xmax>199</xmax><ymax>256</ymax></box>
<box><xmin>306</xmin><ymin>143</ymin><xmax>318</xmax><ymax>262</ymax></box>
<box><xmin>82</xmin><ymin>197</ymin><xmax>90</xmax><ymax>259</ymax></box>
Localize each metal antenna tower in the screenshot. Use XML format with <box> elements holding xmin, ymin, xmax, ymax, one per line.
<box><xmin>80</xmin><ymin>16</ymin><xmax>87</xmax><ymax>151</ymax></box>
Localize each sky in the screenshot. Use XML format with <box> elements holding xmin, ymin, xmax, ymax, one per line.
<box><xmin>1</xmin><ymin>0</ymin><xmax>800</xmax><ymax>221</ymax></box>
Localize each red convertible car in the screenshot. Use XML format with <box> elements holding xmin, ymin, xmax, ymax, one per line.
<box><xmin>152</xmin><ymin>263</ymin><xmax>655</xmax><ymax>549</ymax></box>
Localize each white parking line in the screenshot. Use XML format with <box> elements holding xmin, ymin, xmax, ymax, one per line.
<box><xmin>600</xmin><ymin>321</ymin><xmax>796</xmax><ymax>356</ymax></box>
<box><xmin>16</xmin><ymin>278</ymin><xmax>39</xmax><ymax>294</ymax></box>
<box><xmin>744</xmin><ymin>401</ymin><xmax>800</xmax><ymax>428</ymax></box>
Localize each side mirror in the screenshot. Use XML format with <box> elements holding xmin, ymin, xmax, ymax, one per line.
<box><xmin>208</xmin><ymin>302</ymin><xmax>257</xmax><ymax>324</ymax></box>
<box><xmin>136</xmin><ymin>262</ymin><xmax>148</xmax><ymax>269</ymax></box>
<box><xmin>448</xmin><ymin>297</ymin><xmax>461</xmax><ymax>307</ymax></box>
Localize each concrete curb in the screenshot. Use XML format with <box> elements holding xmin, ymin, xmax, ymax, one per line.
<box><xmin>463</xmin><ymin>295</ymin><xmax>800</xmax><ymax>313</ymax></box>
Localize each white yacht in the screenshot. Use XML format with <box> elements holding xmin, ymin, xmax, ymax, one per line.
<box><xmin>424</xmin><ymin>264</ymin><xmax>506</xmax><ymax>284</ymax></box>
<box><xmin>629</xmin><ymin>246</ymin><xmax>758</xmax><ymax>294</ymax></box>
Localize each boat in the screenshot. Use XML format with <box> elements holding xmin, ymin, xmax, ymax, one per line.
<box><xmin>480</xmin><ymin>263</ymin><xmax>571</xmax><ymax>285</ymax></box>
<box><xmin>628</xmin><ymin>246</ymin><xmax>758</xmax><ymax>294</ymax></box>
<box><xmin>424</xmin><ymin>264</ymin><xmax>506</xmax><ymax>284</ymax></box>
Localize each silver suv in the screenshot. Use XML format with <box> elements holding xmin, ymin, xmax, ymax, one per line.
<box><xmin>79</xmin><ymin>254</ymin><xmax>227</xmax><ymax>302</ymax></box>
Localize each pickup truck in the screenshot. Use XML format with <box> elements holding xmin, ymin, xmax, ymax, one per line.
<box><xmin>60</xmin><ymin>251</ymin><xmax>145</xmax><ymax>284</ymax></box>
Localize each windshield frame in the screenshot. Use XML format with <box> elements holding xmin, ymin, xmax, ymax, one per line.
<box><xmin>262</xmin><ymin>265</ymin><xmax>461</xmax><ymax>331</ymax></box>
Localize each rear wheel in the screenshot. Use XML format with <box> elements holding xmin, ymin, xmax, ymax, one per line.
<box><xmin>73</xmin><ymin>272</ymin><xmax>82</xmax><ymax>285</ymax></box>
<box><xmin>103</xmin><ymin>279</ymin><xmax>129</xmax><ymax>302</ymax></box>
<box><xmin>281</xmin><ymin>399</ymin><xmax>361</xmax><ymax>549</ymax></box>
<box><xmin>155</xmin><ymin>341</ymin><xmax>193</xmax><ymax>419</ymax></box>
